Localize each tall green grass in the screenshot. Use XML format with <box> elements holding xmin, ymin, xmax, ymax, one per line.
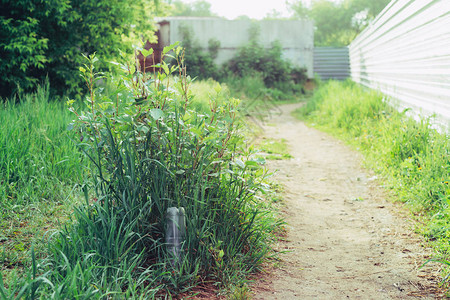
<box><xmin>1</xmin><ymin>83</ymin><xmax>87</xmax><ymax>272</ymax></box>
<box><xmin>0</xmin><ymin>82</ymin><xmax>84</xmax><ymax>211</ymax></box>
<box><xmin>188</xmin><ymin>78</ymin><xmax>231</xmax><ymax>113</ymax></box>
<box><xmin>295</xmin><ymin>80</ymin><xmax>450</xmax><ymax>252</ymax></box>
<box><xmin>1</xmin><ymin>47</ymin><xmax>282</xmax><ymax>298</ymax></box>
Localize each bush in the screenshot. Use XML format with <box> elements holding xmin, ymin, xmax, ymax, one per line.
<box><xmin>175</xmin><ymin>23</ymin><xmax>307</xmax><ymax>98</ymax></box>
<box><xmin>0</xmin><ymin>45</ymin><xmax>280</xmax><ymax>297</ymax></box>
<box><xmin>0</xmin><ymin>0</ymin><xmax>156</xmax><ymax>98</ymax></box>
<box><xmin>178</xmin><ymin>24</ymin><xmax>219</xmax><ymax>80</ymax></box>
<box><xmin>225</xmin><ymin>25</ymin><xmax>307</xmax><ymax>95</ymax></box>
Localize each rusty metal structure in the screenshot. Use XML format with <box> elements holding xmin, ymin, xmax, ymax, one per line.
<box><xmin>137</xmin><ymin>30</ymin><xmax>163</xmax><ymax>73</ymax></box>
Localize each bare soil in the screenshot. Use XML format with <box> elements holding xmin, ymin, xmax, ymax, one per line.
<box><xmin>250</xmin><ymin>103</ymin><xmax>444</xmax><ymax>299</ymax></box>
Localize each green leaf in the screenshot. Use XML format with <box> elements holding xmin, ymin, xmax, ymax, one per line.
<box><xmin>235</xmin><ymin>159</ymin><xmax>245</xmax><ymax>169</ymax></box>
<box><xmin>255</xmin><ymin>157</ymin><xmax>266</xmax><ymax>165</ymax></box>
<box><xmin>214</xmin><ymin>83</ymin><xmax>222</xmax><ymax>94</ymax></box>
<box><xmin>245</xmin><ymin>160</ymin><xmax>259</xmax><ymax>167</ymax></box>
<box><xmin>141</xmin><ymin>48</ymin><xmax>154</xmax><ymax>57</ymax></box>
<box><xmin>150</xmin><ymin>108</ymin><xmax>164</xmax><ymax>120</ymax></box>
<box><xmin>162</xmin><ymin>42</ymin><xmax>180</xmax><ymax>55</ymax></box>
<box><xmin>137</xmin><ymin>124</ymin><xmax>149</xmax><ymax>134</ymax></box>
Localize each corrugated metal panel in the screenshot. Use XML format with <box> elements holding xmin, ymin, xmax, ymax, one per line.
<box><xmin>314</xmin><ymin>47</ymin><xmax>350</xmax><ymax>80</ymax></box>
<box><xmin>349</xmin><ymin>0</ymin><xmax>450</xmax><ymax>130</ymax></box>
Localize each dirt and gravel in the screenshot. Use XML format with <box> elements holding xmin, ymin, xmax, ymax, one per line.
<box><xmin>250</xmin><ymin>103</ymin><xmax>444</xmax><ymax>299</ymax></box>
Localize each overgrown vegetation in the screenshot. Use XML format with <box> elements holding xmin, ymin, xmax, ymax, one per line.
<box><xmin>178</xmin><ymin>24</ymin><xmax>220</xmax><ymax>81</ymax></box>
<box><xmin>0</xmin><ymin>83</ymin><xmax>87</xmax><ymax>271</ymax></box>
<box><xmin>179</xmin><ymin>23</ymin><xmax>308</xmax><ymax>101</ymax></box>
<box><xmin>0</xmin><ymin>83</ymin><xmax>84</xmax><ymax>209</ymax></box>
<box><xmin>295</xmin><ymin>80</ymin><xmax>449</xmax><ymax>256</ymax></box>
<box><xmin>289</xmin><ymin>0</ymin><xmax>390</xmax><ymax>46</ymax></box>
<box><xmin>0</xmin><ymin>45</ymin><xmax>281</xmax><ymax>298</ymax></box>
<box><xmin>0</xmin><ymin>0</ymin><xmax>158</xmax><ymax>98</ymax></box>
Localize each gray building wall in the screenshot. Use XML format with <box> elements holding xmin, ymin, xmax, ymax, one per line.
<box><xmin>158</xmin><ymin>17</ymin><xmax>314</xmax><ymax>78</ymax></box>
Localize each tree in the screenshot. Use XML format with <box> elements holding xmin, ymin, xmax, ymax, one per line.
<box><xmin>0</xmin><ymin>0</ymin><xmax>158</xmax><ymax>98</ymax></box>
<box><xmin>344</xmin><ymin>0</ymin><xmax>390</xmax><ymax>30</ymax></box>
<box><xmin>169</xmin><ymin>0</ymin><xmax>217</xmax><ymax>17</ymax></box>
<box><xmin>288</xmin><ymin>0</ymin><xmax>390</xmax><ymax>46</ymax></box>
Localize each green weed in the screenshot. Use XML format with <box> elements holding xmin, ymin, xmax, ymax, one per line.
<box><xmin>0</xmin><ymin>82</ymin><xmax>84</xmax><ymax>209</ymax></box>
<box><xmin>1</xmin><ymin>45</ymin><xmax>282</xmax><ymax>298</ymax></box>
<box><xmin>257</xmin><ymin>138</ymin><xmax>293</xmax><ymax>160</ymax></box>
<box><xmin>0</xmin><ymin>82</ymin><xmax>86</xmax><ymax>277</ymax></box>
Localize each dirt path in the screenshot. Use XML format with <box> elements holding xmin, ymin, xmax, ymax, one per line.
<box><xmin>251</xmin><ymin>103</ymin><xmax>443</xmax><ymax>299</ymax></box>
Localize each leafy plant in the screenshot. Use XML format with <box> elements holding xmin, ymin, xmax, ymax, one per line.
<box><xmin>178</xmin><ymin>24</ymin><xmax>220</xmax><ymax>80</ymax></box>
<box><xmin>0</xmin><ymin>0</ymin><xmax>158</xmax><ymax>98</ymax></box>
<box><xmin>67</xmin><ymin>43</ymin><xmax>280</xmax><ymax>293</ymax></box>
<box><xmin>0</xmin><ymin>44</ymin><xmax>281</xmax><ymax>297</ymax></box>
<box><xmin>225</xmin><ymin>25</ymin><xmax>307</xmax><ymax>97</ymax></box>
<box><xmin>174</xmin><ymin>23</ymin><xmax>307</xmax><ymax>100</ymax></box>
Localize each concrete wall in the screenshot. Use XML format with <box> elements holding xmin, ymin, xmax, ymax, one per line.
<box><xmin>158</xmin><ymin>17</ymin><xmax>314</xmax><ymax>78</ymax></box>
<box><xmin>349</xmin><ymin>0</ymin><xmax>450</xmax><ymax>130</ymax></box>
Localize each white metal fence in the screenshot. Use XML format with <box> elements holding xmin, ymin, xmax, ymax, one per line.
<box><xmin>349</xmin><ymin>0</ymin><xmax>450</xmax><ymax>130</ymax></box>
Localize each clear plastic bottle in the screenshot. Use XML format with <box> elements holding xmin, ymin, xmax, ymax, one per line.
<box><xmin>165</xmin><ymin>207</ymin><xmax>186</xmax><ymax>266</ymax></box>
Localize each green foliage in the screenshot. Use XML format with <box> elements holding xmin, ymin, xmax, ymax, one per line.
<box><xmin>169</xmin><ymin>0</ymin><xmax>218</xmax><ymax>17</ymax></box>
<box><xmin>189</xmin><ymin>78</ymin><xmax>231</xmax><ymax>112</ymax></box>
<box><xmin>0</xmin><ymin>82</ymin><xmax>84</xmax><ymax>211</ymax></box>
<box><xmin>225</xmin><ymin>37</ymin><xmax>307</xmax><ymax>98</ymax></box>
<box><xmin>178</xmin><ymin>24</ymin><xmax>220</xmax><ymax>80</ymax></box>
<box><xmin>289</xmin><ymin>0</ymin><xmax>390</xmax><ymax>46</ymax></box>
<box><xmin>0</xmin><ymin>0</ymin><xmax>158</xmax><ymax>98</ymax></box>
<box><xmin>1</xmin><ymin>45</ymin><xmax>281</xmax><ymax>297</ymax></box>
<box><xmin>227</xmin><ymin>39</ymin><xmax>287</xmax><ymax>88</ymax></box>
<box><xmin>257</xmin><ymin>138</ymin><xmax>293</xmax><ymax>160</ymax></box>
<box><xmin>224</xmin><ymin>24</ymin><xmax>307</xmax><ymax>98</ymax></box>
<box><xmin>226</xmin><ymin>25</ymin><xmax>296</xmax><ymax>89</ymax></box>
<box><xmin>175</xmin><ymin>23</ymin><xmax>307</xmax><ymax>100</ymax></box>
<box><xmin>0</xmin><ymin>82</ymin><xmax>86</xmax><ymax>282</ymax></box>
<box><xmin>296</xmin><ymin>80</ymin><xmax>450</xmax><ymax>255</ymax></box>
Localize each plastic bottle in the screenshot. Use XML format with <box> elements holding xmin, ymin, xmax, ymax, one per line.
<box><xmin>165</xmin><ymin>207</ymin><xmax>186</xmax><ymax>266</ymax></box>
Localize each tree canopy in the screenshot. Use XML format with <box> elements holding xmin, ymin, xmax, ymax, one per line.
<box><xmin>0</xmin><ymin>0</ymin><xmax>158</xmax><ymax>98</ymax></box>
<box><xmin>288</xmin><ymin>0</ymin><xmax>390</xmax><ymax>46</ymax></box>
<box><xmin>169</xmin><ymin>0</ymin><xmax>217</xmax><ymax>17</ymax></box>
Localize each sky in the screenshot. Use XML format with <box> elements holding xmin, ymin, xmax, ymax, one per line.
<box><xmin>182</xmin><ymin>0</ymin><xmax>293</xmax><ymax>20</ymax></box>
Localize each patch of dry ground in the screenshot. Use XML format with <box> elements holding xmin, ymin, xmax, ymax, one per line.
<box><xmin>251</xmin><ymin>103</ymin><xmax>444</xmax><ymax>299</ymax></box>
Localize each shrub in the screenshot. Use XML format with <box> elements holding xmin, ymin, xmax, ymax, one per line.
<box><xmin>0</xmin><ymin>0</ymin><xmax>157</xmax><ymax>98</ymax></box>
<box><xmin>178</xmin><ymin>23</ymin><xmax>219</xmax><ymax>80</ymax></box>
<box><xmin>174</xmin><ymin>23</ymin><xmax>307</xmax><ymax>98</ymax></box>
<box><xmin>0</xmin><ymin>44</ymin><xmax>280</xmax><ymax>297</ymax></box>
<box><xmin>225</xmin><ymin>25</ymin><xmax>307</xmax><ymax>94</ymax></box>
